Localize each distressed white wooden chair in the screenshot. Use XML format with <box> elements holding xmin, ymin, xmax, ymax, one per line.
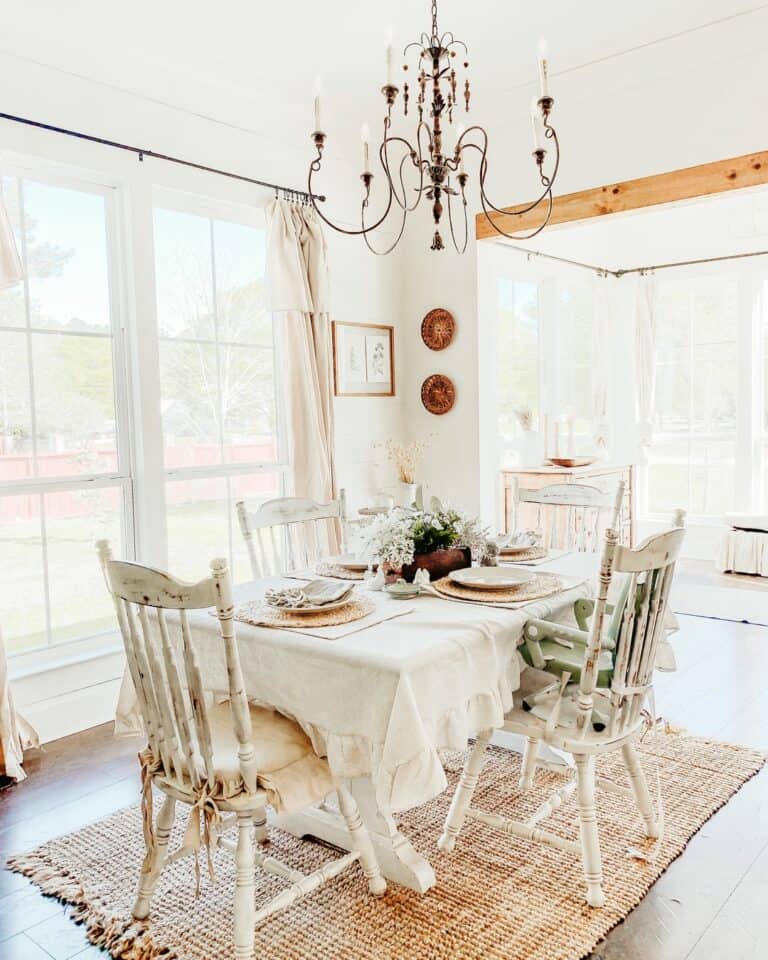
<box><xmin>236</xmin><ymin>491</ymin><xmax>347</xmax><ymax>578</ymax></box>
<box><xmin>437</xmin><ymin>511</ymin><xmax>685</xmax><ymax>909</ymax></box>
<box><xmin>96</xmin><ymin>541</ymin><xmax>384</xmax><ymax>958</ymax></box>
<box><xmin>511</xmin><ymin>479</ymin><xmax>623</xmax><ymax>553</ymax></box>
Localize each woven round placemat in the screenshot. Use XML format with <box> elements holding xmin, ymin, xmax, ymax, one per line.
<box><xmin>315</xmin><ymin>563</ymin><xmax>367</xmax><ymax>581</ymax></box>
<box><xmin>498</xmin><ymin>546</ymin><xmax>547</xmax><ymax>562</ymax></box>
<box><xmin>432</xmin><ymin>572</ymin><xmax>563</xmax><ymax>604</ymax></box>
<box><xmin>234</xmin><ymin>597</ymin><xmax>375</xmax><ymax>628</ymax></box>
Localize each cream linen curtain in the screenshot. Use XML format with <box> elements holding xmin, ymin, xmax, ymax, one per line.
<box><xmin>0</xmin><ymin>192</ymin><xmax>34</xmax><ymax>779</ymax></box>
<box><xmin>634</xmin><ymin>273</ymin><xmax>658</xmax><ymax>461</ymax></box>
<box><xmin>1</xmin><ymin>634</ymin><xmax>38</xmax><ymax>782</ymax></box>
<box><xmin>265</xmin><ymin>199</ymin><xmax>339</xmax><ymax>548</ymax></box>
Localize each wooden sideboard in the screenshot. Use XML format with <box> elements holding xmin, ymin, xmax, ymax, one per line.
<box><xmin>500</xmin><ymin>463</ymin><xmax>636</xmax><ymax>546</ymax></box>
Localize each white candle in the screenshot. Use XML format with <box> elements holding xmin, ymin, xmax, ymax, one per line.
<box><xmin>361</xmin><ymin>122</ymin><xmax>371</xmax><ymax>171</ymax></box>
<box><xmin>530</xmin><ymin>98</ymin><xmax>544</xmax><ymax>150</ymax></box>
<box><xmin>313</xmin><ymin>76</ymin><xmax>323</xmax><ymax>132</ymax></box>
<box><xmin>537</xmin><ymin>38</ymin><xmax>549</xmax><ymax>98</ymax></box>
<box><xmin>385</xmin><ymin>26</ymin><xmax>394</xmax><ymax>85</ymax></box>
<box><xmin>567</xmin><ymin>416</ymin><xmax>575</xmax><ymax>456</ymax></box>
<box><xmin>554</xmin><ymin>418</ymin><xmax>560</xmax><ymax>458</ymax></box>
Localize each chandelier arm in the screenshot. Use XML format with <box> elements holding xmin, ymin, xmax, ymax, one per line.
<box><xmin>307</xmin><ymin>146</ymin><xmax>397</xmax><ymax>237</ymax></box>
<box><xmin>479</xmin><ymin>189</ymin><xmax>554</xmax><ymax>242</ymax></box>
<box><xmin>361</xmin><ymin>196</ymin><xmax>409</xmax><ymax>256</ymax></box>
<box><xmin>472</xmin><ymin>128</ymin><xmax>560</xmax><ymax>218</ymax></box>
<box><xmin>381</xmin><ymin>133</ymin><xmax>427</xmax><ymax>212</ymax></box>
<box><xmin>446</xmin><ymin>183</ymin><xmax>469</xmax><ymax>254</ymax></box>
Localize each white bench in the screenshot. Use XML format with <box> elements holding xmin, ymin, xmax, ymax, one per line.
<box><xmin>718</xmin><ymin>514</ymin><xmax>768</xmax><ymax>577</ymax></box>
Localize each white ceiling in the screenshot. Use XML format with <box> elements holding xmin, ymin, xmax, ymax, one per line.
<box><xmin>497</xmin><ymin>184</ymin><xmax>768</xmax><ymax>270</ymax></box>
<box><xmin>3</xmin><ymin>0</ymin><xmax>766</xmax><ymax>148</ymax></box>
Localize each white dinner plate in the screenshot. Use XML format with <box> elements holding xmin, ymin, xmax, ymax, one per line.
<box><xmin>329</xmin><ymin>553</ymin><xmax>377</xmax><ymax>571</ymax></box>
<box><xmin>264</xmin><ymin>596</ymin><xmax>353</xmax><ymax>615</ymax></box>
<box><xmin>448</xmin><ymin>567</ymin><xmax>535</xmax><ymax>591</ymax></box>
<box><xmin>498</xmin><ymin>543</ymin><xmax>538</xmax><ymax>556</ymax></box>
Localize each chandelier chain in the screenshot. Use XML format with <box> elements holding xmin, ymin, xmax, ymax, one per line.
<box><xmin>431</xmin><ymin>0</ymin><xmax>439</xmax><ymax>43</ymax></box>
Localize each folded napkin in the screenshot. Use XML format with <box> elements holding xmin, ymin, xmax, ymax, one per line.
<box><xmin>264</xmin><ymin>579</ymin><xmax>354</xmax><ymax>609</ymax></box>
<box><xmin>496</xmin><ymin>529</ymin><xmax>542</xmax><ymax>549</ymax></box>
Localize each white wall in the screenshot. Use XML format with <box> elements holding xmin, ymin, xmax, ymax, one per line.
<box><xmin>1</xmin><ymin>52</ymin><xmax>404</xmax><ymax>741</ymax></box>
<box><xmin>400</xmin><ymin>8</ymin><xmax>768</xmax><ymax>515</ymax></box>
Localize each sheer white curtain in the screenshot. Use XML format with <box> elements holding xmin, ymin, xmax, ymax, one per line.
<box><xmin>591</xmin><ymin>275</ymin><xmax>613</xmax><ymax>450</ymax></box>
<box><xmin>634</xmin><ymin>272</ymin><xmax>658</xmax><ymax>462</ymax></box>
<box><xmin>265</xmin><ymin>199</ymin><xmax>339</xmax><ymax>549</ymax></box>
<box><xmin>0</xmin><ymin>192</ymin><xmax>35</xmax><ymax>779</ymax></box>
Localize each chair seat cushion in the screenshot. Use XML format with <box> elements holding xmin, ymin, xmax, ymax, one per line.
<box><xmin>207</xmin><ymin>702</ymin><xmax>334</xmax><ymax>814</ymax></box>
<box><xmin>520</xmin><ymin>640</ymin><xmax>614</xmax><ymax>687</ymax></box>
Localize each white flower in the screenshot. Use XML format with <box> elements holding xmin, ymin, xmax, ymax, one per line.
<box><xmin>360</xmin><ymin>512</ymin><xmax>415</xmax><ymax>569</ymax></box>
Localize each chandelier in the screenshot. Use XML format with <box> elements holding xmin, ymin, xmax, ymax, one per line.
<box><xmin>307</xmin><ymin>0</ymin><xmax>560</xmax><ymax>253</ymax></box>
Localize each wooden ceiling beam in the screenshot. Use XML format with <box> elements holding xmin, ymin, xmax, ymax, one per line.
<box><xmin>475</xmin><ymin>150</ymin><xmax>768</xmax><ymax>241</ymax></box>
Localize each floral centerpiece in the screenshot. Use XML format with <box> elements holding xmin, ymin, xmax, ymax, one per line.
<box><xmin>361</xmin><ymin>504</ymin><xmax>489</xmax><ymax>582</ymax></box>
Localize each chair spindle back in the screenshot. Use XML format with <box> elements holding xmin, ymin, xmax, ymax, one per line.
<box><xmin>236</xmin><ymin>493</ymin><xmax>346</xmax><ymax>579</ymax></box>
<box><xmin>579</xmin><ymin>510</ymin><xmax>685</xmax><ymax>736</ymax></box>
<box><xmin>514</xmin><ymin>481</ymin><xmax>624</xmax><ymax>552</ymax></box>
<box><xmin>96</xmin><ymin>541</ymin><xmax>258</xmax><ymax>794</ymax></box>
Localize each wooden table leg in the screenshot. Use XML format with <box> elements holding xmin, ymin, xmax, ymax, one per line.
<box><xmin>272</xmin><ymin>775</ymin><xmax>436</xmax><ymax>893</ymax></box>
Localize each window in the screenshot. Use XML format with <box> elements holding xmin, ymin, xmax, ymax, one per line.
<box><xmin>0</xmin><ymin>173</ymin><xmax>131</xmax><ymax>656</ymax></box>
<box><xmin>647</xmin><ymin>274</ymin><xmax>740</xmax><ymax>518</ymax></box>
<box><xmin>496</xmin><ymin>277</ymin><xmax>539</xmax><ymax>450</ymax></box>
<box><xmin>495</xmin><ymin>269</ymin><xmax>596</xmax><ymax>457</ymax></box>
<box><xmin>153</xmin><ymin>201</ymin><xmax>285</xmax><ymax>582</ymax></box>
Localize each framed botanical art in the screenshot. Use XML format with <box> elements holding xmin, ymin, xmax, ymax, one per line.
<box><xmin>332</xmin><ymin>321</ymin><xmax>395</xmax><ymax>397</ymax></box>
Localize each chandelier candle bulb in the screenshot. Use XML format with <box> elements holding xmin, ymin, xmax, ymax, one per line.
<box><xmin>385</xmin><ymin>28</ymin><xmax>394</xmax><ymax>85</ymax></box>
<box><xmin>538</xmin><ymin>38</ymin><xmax>550</xmax><ymax>98</ymax></box>
<box><xmin>313</xmin><ymin>76</ymin><xmax>323</xmax><ymax>132</ymax></box>
<box><xmin>530</xmin><ymin>99</ymin><xmax>544</xmax><ymax>151</ymax></box>
<box><xmin>361</xmin><ymin>122</ymin><xmax>371</xmax><ymax>172</ymax></box>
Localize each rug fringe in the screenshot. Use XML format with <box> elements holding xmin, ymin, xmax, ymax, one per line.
<box><xmin>6</xmin><ymin>852</ymin><xmax>177</xmax><ymax>960</ymax></box>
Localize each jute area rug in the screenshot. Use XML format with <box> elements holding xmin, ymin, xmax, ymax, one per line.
<box><xmin>7</xmin><ymin>733</ymin><xmax>765</xmax><ymax>960</ymax></box>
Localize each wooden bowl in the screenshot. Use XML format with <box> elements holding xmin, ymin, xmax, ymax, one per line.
<box><xmin>548</xmin><ymin>457</ymin><xmax>598</xmax><ymax>468</ymax></box>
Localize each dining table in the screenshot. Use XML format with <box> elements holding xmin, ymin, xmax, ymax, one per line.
<box><xmin>172</xmin><ymin>550</ymin><xmax>597</xmax><ymax>893</ymax></box>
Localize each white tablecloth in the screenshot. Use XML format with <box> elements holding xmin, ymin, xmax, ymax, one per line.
<box><xmin>145</xmin><ymin>556</ymin><xmax>591</xmax><ymax>814</ymax></box>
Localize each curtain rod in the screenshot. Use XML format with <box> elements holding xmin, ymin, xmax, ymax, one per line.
<box><xmin>501</xmin><ymin>242</ymin><xmax>768</xmax><ymax>277</ymax></box>
<box><xmin>0</xmin><ymin>111</ymin><xmax>325</xmax><ymax>204</ymax></box>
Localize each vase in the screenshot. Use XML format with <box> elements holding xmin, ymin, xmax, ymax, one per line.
<box><xmin>400</xmin><ymin>546</ymin><xmax>471</xmax><ymax>583</ymax></box>
<box><xmin>399</xmin><ymin>482</ymin><xmax>422</xmax><ymax>508</ymax></box>
<box><xmin>518</xmin><ymin>430</ymin><xmax>542</xmax><ymax>468</ymax></box>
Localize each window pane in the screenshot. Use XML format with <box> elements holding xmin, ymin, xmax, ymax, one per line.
<box><xmin>160</xmin><ymin>340</ymin><xmax>221</xmax><ymax>468</ymax></box>
<box><xmin>220</xmin><ymin>344</ymin><xmax>276</xmax><ymax>461</ymax></box>
<box><xmin>689</xmin><ymin>439</ymin><xmax>734</xmax><ymax>516</ymax></box>
<box><xmin>0</xmin><ymin>493</ymin><xmax>47</xmax><ymax>654</ymax></box>
<box><xmin>32</xmin><ymin>332</ymin><xmax>118</xmax><ymax>477</ymax></box>
<box><xmin>44</xmin><ymin>486</ymin><xmax>123</xmax><ymax>644</ymax></box>
<box><xmin>154</xmin><ymin>208</ymin><xmax>214</xmax><ymax>340</ymax></box>
<box><xmin>24</xmin><ymin>181</ymin><xmax>111</xmax><ymax>333</ymax></box>
<box><xmin>0</xmin><ymin>331</ymin><xmax>33</xmax><ymax>481</ymax></box>
<box><xmin>166</xmin><ymin>476</ymin><xmax>229</xmax><ymax>581</ymax></box>
<box><xmin>214</xmin><ymin>219</ymin><xmax>269</xmax><ymax>345</ymax></box>
<box><xmin>497</xmin><ymin>278</ymin><xmax>538</xmax><ymax>447</ymax></box>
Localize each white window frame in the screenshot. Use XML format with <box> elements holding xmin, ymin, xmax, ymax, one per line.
<box><xmin>0</xmin><ymin>162</ymin><xmax>136</xmax><ymax>666</ymax></box>
<box><xmin>150</xmin><ymin>189</ymin><xmax>289</xmax><ymax>576</ymax></box>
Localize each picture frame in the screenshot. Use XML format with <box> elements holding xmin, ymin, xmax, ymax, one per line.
<box><xmin>332</xmin><ymin>321</ymin><xmax>395</xmax><ymax>397</ymax></box>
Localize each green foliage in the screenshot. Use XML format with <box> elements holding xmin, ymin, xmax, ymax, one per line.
<box><xmin>410</xmin><ymin>508</ymin><xmax>463</xmax><ymax>554</ymax></box>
